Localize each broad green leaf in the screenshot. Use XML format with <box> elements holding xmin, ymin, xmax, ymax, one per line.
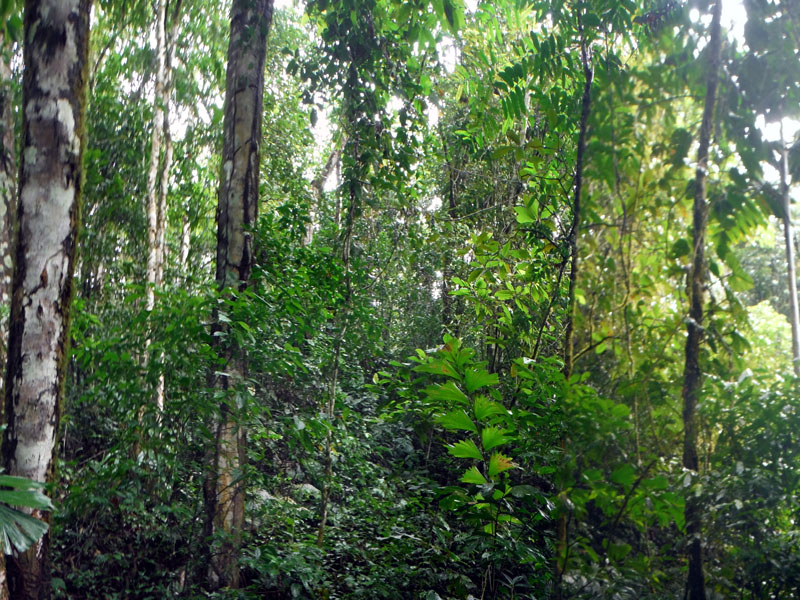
<box><xmin>414</xmin><ymin>359</ymin><xmax>459</xmax><ymax>379</ymax></box>
<box><xmin>0</xmin><ymin>489</ymin><xmax>53</xmax><ymax>511</ymax></box>
<box><xmin>669</xmin><ymin>238</ymin><xmax>690</xmax><ymax>259</ymax></box>
<box><xmin>481</xmin><ymin>426</ymin><xmax>511</xmax><ymax>452</ymax></box>
<box><xmin>464</xmin><ymin>368</ymin><xmax>499</xmax><ymax>394</ymax></box>
<box><xmin>514</xmin><ymin>206</ymin><xmax>536</xmax><ymax>224</ymax></box>
<box><xmin>0</xmin><ymin>504</ymin><xmax>48</xmax><ymax>554</ymax></box>
<box><xmin>473</xmin><ymin>396</ymin><xmax>506</xmax><ymax>421</ymax></box>
<box><xmin>488</xmin><ymin>452</ymin><xmax>513</xmax><ymax>478</ymax></box>
<box><xmin>460</xmin><ymin>466</ymin><xmax>487</xmax><ymax>485</ymax></box>
<box><xmin>448</xmin><ymin>438</ymin><xmax>483</xmax><ymax>460</ymax></box>
<box><xmin>643</xmin><ymin>475</ymin><xmax>668</xmax><ymax>491</ymax></box>
<box><xmin>0</xmin><ymin>476</ymin><xmax>46</xmax><ymax>490</ymax></box>
<box><xmin>424</xmin><ymin>381</ymin><xmax>469</xmax><ymax>405</ymax></box>
<box><xmin>610</xmin><ymin>464</ymin><xmax>636</xmax><ymax>487</ymax></box>
<box><xmin>608</xmin><ymin>542</ymin><xmax>632</xmax><ymax>561</ymax></box>
<box><xmin>437</xmin><ymin>410</ymin><xmax>478</xmax><ymax>433</ymax></box>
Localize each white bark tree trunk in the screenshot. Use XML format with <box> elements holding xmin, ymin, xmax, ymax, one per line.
<box><xmin>144</xmin><ymin>0</ymin><xmax>180</xmax><ymax>411</ymax></box>
<box><xmin>2</xmin><ymin>0</ymin><xmax>91</xmax><ymax>597</ymax></box>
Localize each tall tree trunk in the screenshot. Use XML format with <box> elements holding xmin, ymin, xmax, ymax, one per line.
<box><xmin>439</xmin><ymin>125</ymin><xmax>458</xmax><ymax>333</ymax></box>
<box><xmin>781</xmin><ymin>129</ymin><xmax>800</xmax><ymax>376</ymax></box>
<box><xmin>204</xmin><ymin>0</ymin><xmax>273</xmax><ymax>590</ymax></box>
<box><xmin>682</xmin><ymin>2</ymin><xmax>722</xmax><ymax>599</ymax></box>
<box><xmin>0</xmin><ymin>33</ymin><xmax>16</xmax><ymax>600</ymax></box>
<box><xmin>1</xmin><ymin>0</ymin><xmax>91</xmax><ymax>597</ymax></box>
<box><xmin>145</xmin><ymin>0</ymin><xmax>179</xmax><ymax>411</ymax></box>
<box><xmin>145</xmin><ymin>0</ymin><xmax>168</xmax><ymax>310</ymax></box>
<box><xmin>0</xmin><ymin>34</ymin><xmax>16</xmax><ymax>397</ymax></box>
<box><xmin>554</xmin><ymin>31</ymin><xmax>593</xmax><ymax>600</ymax></box>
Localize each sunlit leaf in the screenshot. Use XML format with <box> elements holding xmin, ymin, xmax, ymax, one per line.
<box><xmin>448</xmin><ymin>438</ymin><xmax>483</xmax><ymax>460</ymax></box>
<box><xmin>487</xmin><ymin>452</ymin><xmax>514</xmax><ymax>478</ymax></box>
<box><xmin>460</xmin><ymin>466</ymin><xmax>487</xmax><ymax>485</ymax></box>
<box><xmin>437</xmin><ymin>410</ymin><xmax>478</xmax><ymax>433</ymax></box>
<box><xmin>481</xmin><ymin>426</ymin><xmax>511</xmax><ymax>452</ymax></box>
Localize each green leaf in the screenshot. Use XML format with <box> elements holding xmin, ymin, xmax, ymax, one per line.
<box><xmin>669</xmin><ymin>238</ymin><xmax>691</xmax><ymax>259</ymax></box>
<box><xmin>481</xmin><ymin>426</ymin><xmax>511</xmax><ymax>452</ymax></box>
<box><xmin>0</xmin><ymin>504</ymin><xmax>48</xmax><ymax>554</ymax></box>
<box><xmin>642</xmin><ymin>475</ymin><xmax>668</xmax><ymax>491</ymax></box>
<box><xmin>424</xmin><ymin>381</ymin><xmax>469</xmax><ymax>405</ymax></box>
<box><xmin>514</xmin><ymin>206</ymin><xmax>536</xmax><ymax>224</ymax></box>
<box><xmin>0</xmin><ymin>489</ymin><xmax>53</xmax><ymax>511</ymax></box>
<box><xmin>473</xmin><ymin>396</ymin><xmax>506</xmax><ymax>421</ymax></box>
<box><xmin>487</xmin><ymin>452</ymin><xmax>514</xmax><ymax>478</ymax></box>
<box><xmin>464</xmin><ymin>368</ymin><xmax>499</xmax><ymax>394</ymax></box>
<box><xmin>610</xmin><ymin>464</ymin><xmax>636</xmax><ymax>487</ymax></box>
<box><xmin>437</xmin><ymin>410</ymin><xmax>478</xmax><ymax>433</ymax></box>
<box><xmin>491</xmin><ymin>146</ymin><xmax>513</xmax><ymax>159</ymax></box>
<box><xmin>448</xmin><ymin>438</ymin><xmax>483</xmax><ymax>460</ymax></box>
<box><xmin>460</xmin><ymin>466</ymin><xmax>487</xmax><ymax>485</ymax></box>
<box><xmin>414</xmin><ymin>359</ymin><xmax>459</xmax><ymax>379</ymax></box>
<box><xmin>0</xmin><ymin>476</ymin><xmax>46</xmax><ymax>490</ymax></box>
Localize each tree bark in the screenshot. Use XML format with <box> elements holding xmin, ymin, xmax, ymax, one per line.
<box><xmin>0</xmin><ymin>34</ymin><xmax>16</xmax><ymax>398</ymax></box>
<box><xmin>144</xmin><ymin>0</ymin><xmax>179</xmax><ymax>411</ymax></box>
<box><xmin>0</xmin><ymin>32</ymin><xmax>16</xmax><ymax>600</ymax></box>
<box><xmin>781</xmin><ymin>131</ymin><xmax>800</xmax><ymax>376</ymax></box>
<box><xmin>204</xmin><ymin>0</ymin><xmax>273</xmax><ymax>590</ymax></box>
<box><xmin>682</xmin><ymin>2</ymin><xmax>722</xmax><ymax>599</ymax></box>
<box><xmin>1</xmin><ymin>0</ymin><xmax>91</xmax><ymax>597</ymax></box>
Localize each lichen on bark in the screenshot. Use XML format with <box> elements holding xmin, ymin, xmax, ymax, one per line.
<box><xmin>1</xmin><ymin>0</ymin><xmax>92</xmax><ymax>597</ymax></box>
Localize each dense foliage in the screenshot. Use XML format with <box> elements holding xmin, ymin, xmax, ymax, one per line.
<box><xmin>0</xmin><ymin>0</ymin><xmax>798</xmax><ymax>598</ymax></box>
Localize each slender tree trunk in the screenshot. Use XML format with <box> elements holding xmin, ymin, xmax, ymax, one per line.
<box><xmin>0</xmin><ymin>33</ymin><xmax>15</xmax><ymax>600</ymax></box>
<box><xmin>204</xmin><ymin>0</ymin><xmax>273</xmax><ymax>590</ymax></box>
<box><xmin>682</xmin><ymin>2</ymin><xmax>721</xmax><ymax>599</ymax></box>
<box><xmin>145</xmin><ymin>0</ymin><xmax>168</xmax><ymax>310</ymax></box>
<box><xmin>0</xmin><ymin>34</ymin><xmax>16</xmax><ymax>395</ymax></box>
<box><xmin>1</xmin><ymin>0</ymin><xmax>91</xmax><ymax>597</ymax></box>
<box><xmin>144</xmin><ymin>0</ymin><xmax>178</xmax><ymax>411</ymax></box>
<box><xmin>305</xmin><ymin>143</ymin><xmax>341</xmax><ymax>246</ymax></box>
<box><xmin>781</xmin><ymin>130</ymin><xmax>800</xmax><ymax>376</ymax></box>
<box><xmin>439</xmin><ymin>126</ymin><xmax>458</xmax><ymax>333</ymax></box>
<box><xmin>554</xmin><ymin>32</ymin><xmax>593</xmax><ymax>600</ymax></box>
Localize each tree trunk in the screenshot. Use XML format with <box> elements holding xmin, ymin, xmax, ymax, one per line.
<box><xmin>0</xmin><ymin>32</ymin><xmax>16</xmax><ymax>600</ymax></box>
<box><xmin>144</xmin><ymin>0</ymin><xmax>177</xmax><ymax>411</ymax></box>
<box><xmin>439</xmin><ymin>126</ymin><xmax>458</xmax><ymax>333</ymax></box>
<box><xmin>682</xmin><ymin>2</ymin><xmax>722</xmax><ymax>599</ymax></box>
<box><xmin>145</xmin><ymin>0</ymin><xmax>168</xmax><ymax>310</ymax></box>
<box><xmin>781</xmin><ymin>132</ymin><xmax>800</xmax><ymax>376</ymax></box>
<box><xmin>205</xmin><ymin>0</ymin><xmax>273</xmax><ymax>590</ymax></box>
<box><xmin>0</xmin><ymin>33</ymin><xmax>16</xmax><ymax>397</ymax></box>
<box><xmin>305</xmin><ymin>143</ymin><xmax>341</xmax><ymax>246</ymax></box>
<box><xmin>1</xmin><ymin>0</ymin><xmax>91</xmax><ymax>597</ymax></box>
<box><xmin>554</xmin><ymin>31</ymin><xmax>593</xmax><ymax>600</ymax></box>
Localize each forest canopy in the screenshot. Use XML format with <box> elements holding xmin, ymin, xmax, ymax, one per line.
<box><xmin>0</xmin><ymin>0</ymin><xmax>798</xmax><ymax>598</ymax></box>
